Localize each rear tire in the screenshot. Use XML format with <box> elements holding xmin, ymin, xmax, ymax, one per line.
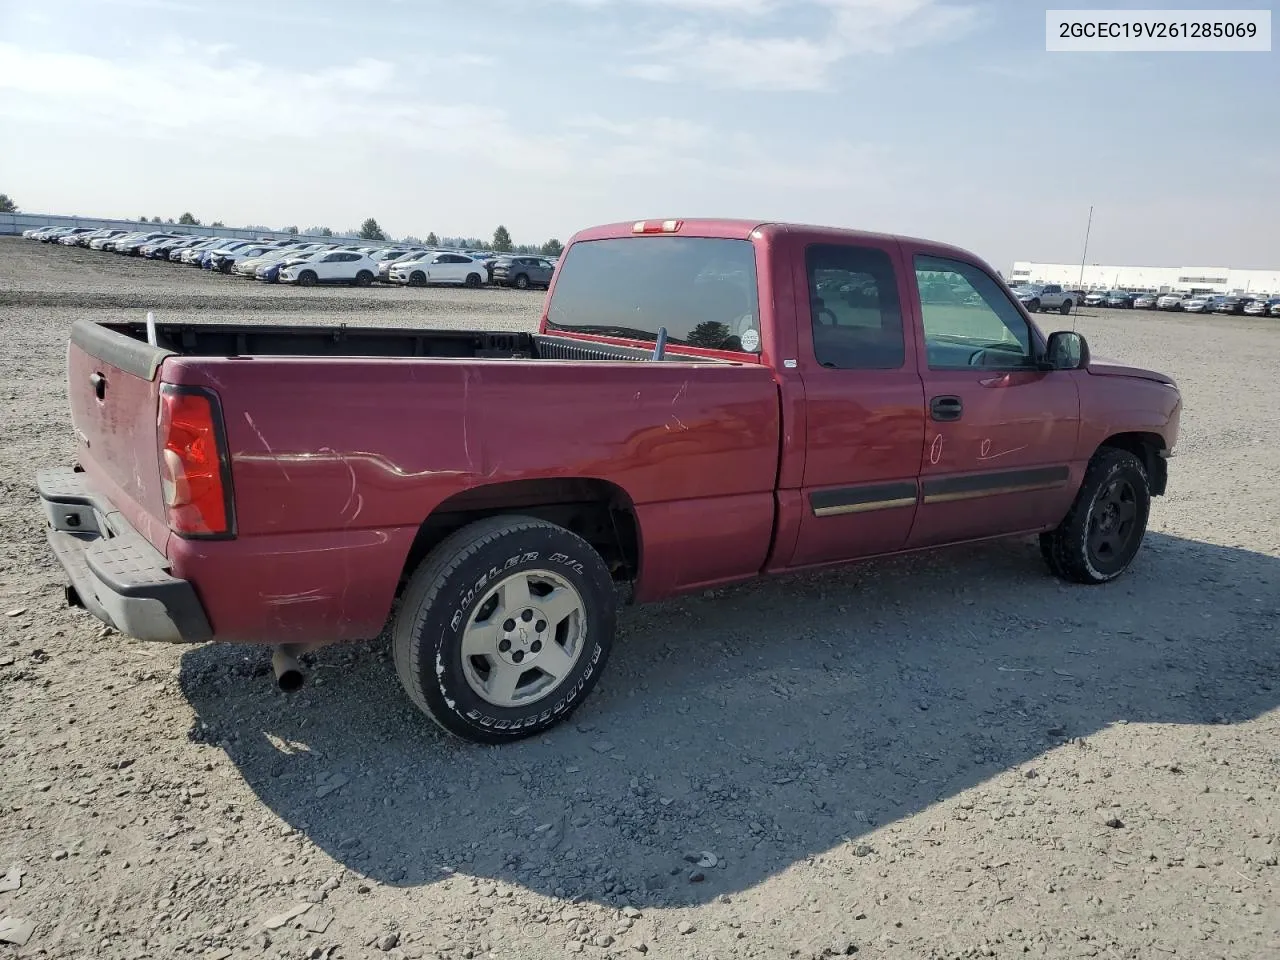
<box><xmin>1059</xmin><ymin>299</ymin><xmax>1072</xmax><ymax>315</ymax></box>
<box><xmin>1040</xmin><ymin>448</ymin><xmax>1151</xmax><ymax>584</ymax></box>
<box><xmin>393</xmin><ymin>515</ymin><xmax>617</xmax><ymax>743</ymax></box>
<box><xmin>354</xmin><ymin>270</ymin><xmax>373</xmax><ymax>287</ymax></box>
<box><xmin>1028</xmin><ymin>298</ymin><xmax>1041</xmax><ymax>313</ymax></box>
<box><xmin>465</xmin><ymin>272</ymin><xmax>482</xmax><ymax>288</ymax></box>
<box><xmin>514</xmin><ymin>273</ymin><xmax>531</xmax><ymax>290</ymax></box>
<box><xmin>297</xmin><ymin>270</ymin><xmax>317</xmax><ymax>287</ymax></box>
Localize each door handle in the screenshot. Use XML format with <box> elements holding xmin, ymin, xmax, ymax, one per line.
<box><xmin>930</xmin><ymin>395</ymin><xmax>962</xmax><ymax>422</ymax></box>
<box><xmin>89</xmin><ymin>372</ymin><xmax>106</xmax><ymax>401</ymax></box>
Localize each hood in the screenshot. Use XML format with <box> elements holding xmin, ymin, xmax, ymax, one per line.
<box><xmin>1088</xmin><ymin>355</ymin><xmax>1177</xmax><ymax>387</ymax></box>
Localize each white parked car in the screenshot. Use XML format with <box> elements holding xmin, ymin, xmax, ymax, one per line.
<box><xmin>56</xmin><ymin>228</ymin><xmax>97</xmax><ymax>245</ymax></box>
<box><xmin>234</xmin><ymin>246</ymin><xmax>308</xmax><ymax>277</ymax></box>
<box><xmin>388</xmin><ymin>251</ymin><xmax>488</xmax><ymax>287</ymax></box>
<box><xmin>93</xmin><ymin>231</ymin><xmax>145</xmax><ymax>251</ymax></box>
<box><xmin>208</xmin><ymin>244</ymin><xmax>279</xmax><ymax>273</ymax></box>
<box><xmin>177</xmin><ymin>238</ymin><xmax>234</xmax><ymax>263</ymax></box>
<box><xmin>116</xmin><ymin>232</ymin><xmax>179</xmax><ymax>255</ymax></box>
<box><xmin>1156</xmin><ymin>293</ymin><xmax>1188</xmax><ymax>311</ymax></box>
<box><xmin>278</xmin><ymin>250</ymin><xmax>379</xmax><ymax>287</ymax></box>
<box><xmin>255</xmin><ymin>250</ymin><xmax>325</xmax><ymax>282</ymax></box>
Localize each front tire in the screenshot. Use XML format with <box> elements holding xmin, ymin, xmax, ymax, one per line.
<box><xmin>393</xmin><ymin>515</ymin><xmax>617</xmax><ymax>743</ymax></box>
<box><xmin>1040</xmin><ymin>448</ymin><xmax>1151</xmax><ymax>584</ymax></box>
<box><xmin>297</xmin><ymin>270</ymin><xmax>317</xmax><ymax>287</ymax></box>
<box><xmin>409</xmin><ymin>271</ymin><xmax>426</xmax><ymax>287</ymax></box>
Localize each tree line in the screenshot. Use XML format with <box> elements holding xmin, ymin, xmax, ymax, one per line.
<box><xmin>357</xmin><ymin>219</ymin><xmax>561</xmax><ymax>257</ymax></box>
<box><xmin>5</xmin><ymin>197</ymin><xmax>563</xmax><ymax>257</ymax></box>
<box><xmin>1</xmin><ymin>197</ymin><xmax>565</xmax><ymax>257</ymax></box>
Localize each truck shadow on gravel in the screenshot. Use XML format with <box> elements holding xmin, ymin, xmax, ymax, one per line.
<box><xmin>178</xmin><ymin>531</ymin><xmax>1279</xmax><ymax>907</ymax></box>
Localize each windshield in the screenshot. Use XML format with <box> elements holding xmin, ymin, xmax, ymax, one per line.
<box><xmin>546</xmin><ymin>236</ymin><xmax>760</xmax><ymax>353</ymax></box>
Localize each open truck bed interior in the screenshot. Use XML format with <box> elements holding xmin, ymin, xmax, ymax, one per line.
<box><xmin>86</xmin><ymin>321</ymin><xmax>733</xmax><ymax>364</ymax></box>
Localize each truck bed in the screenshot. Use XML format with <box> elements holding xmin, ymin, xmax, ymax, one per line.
<box><xmin>62</xmin><ymin>319</ymin><xmax>782</xmax><ymax>644</ymax></box>
<box><xmin>89</xmin><ymin>320</ymin><xmax>732</xmax><ymax>365</ymax></box>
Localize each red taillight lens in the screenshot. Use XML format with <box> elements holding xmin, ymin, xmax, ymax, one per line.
<box><xmin>158</xmin><ymin>387</ymin><xmax>233</xmax><ymax>537</ymax></box>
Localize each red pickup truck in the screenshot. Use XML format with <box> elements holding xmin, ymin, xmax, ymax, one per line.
<box><xmin>37</xmin><ymin>218</ymin><xmax>1181</xmax><ymax>743</ymax></box>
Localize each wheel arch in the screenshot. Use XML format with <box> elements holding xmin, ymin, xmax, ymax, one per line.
<box><xmin>396</xmin><ymin>477</ymin><xmax>642</xmax><ymax>597</ymax></box>
<box><xmin>1097</xmin><ymin>431</ymin><xmax>1167</xmax><ymax>496</ymax></box>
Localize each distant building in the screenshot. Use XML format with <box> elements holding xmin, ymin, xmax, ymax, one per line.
<box><xmin>1009</xmin><ymin>261</ymin><xmax>1280</xmax><ymax>296</ymax></box>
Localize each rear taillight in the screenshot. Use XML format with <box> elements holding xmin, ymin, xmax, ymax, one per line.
<box><xmin>157</xmin><ymin>385</ymin><xmax>235</xmax><ymax>538</ymax></box>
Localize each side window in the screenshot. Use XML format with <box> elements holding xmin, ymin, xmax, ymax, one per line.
<box><xmin>321</xmin><ymin>253</ymin><xmax>338</xmax><ymax>262</ymax></box>
<box><xmin>806</xmin><ymin>243</ymin><xmax>905</xmax><ymax>370</ymax></box>
<box><xmin>914</xmin><ymin>255</ymin><xmax>1035</xmax><ymax>370</ymax></box>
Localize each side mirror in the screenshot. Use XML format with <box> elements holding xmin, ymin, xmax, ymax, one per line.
<box><xmin>1045</xmin><ymin>330</ymin><xmax>1090</xmax><ymax>370</ymax></box>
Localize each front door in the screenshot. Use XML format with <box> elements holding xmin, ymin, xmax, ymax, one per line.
<box><xmin>785</xmin><ymin>239</ymin><xmax>926</xmax><ymax>569</ymax></box>
<box><xmin>314</xmin><ymin>252</ymin><xmax>342</xmax><ymax>282</ymax></box>
<box><xmin>438</xmin><ymin>255</ymin><xmax>468</xmax><ymax>284</ymax></box>
<box><xmin>904</xmin><ymin>250</ymin><xmax>1081</xmax><ymax>549</ymax></box>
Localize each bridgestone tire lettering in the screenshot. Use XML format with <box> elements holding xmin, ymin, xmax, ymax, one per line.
<box><xmin>393</xmin><ymin>515</ymin><xmax>617</xmax><ymax>744</ymax></box>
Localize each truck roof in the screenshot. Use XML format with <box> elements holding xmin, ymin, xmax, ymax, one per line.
<box><xmin>568</xmin><ymin>218</ymin><xmax>988</xmax><ymax>270</ymax></box>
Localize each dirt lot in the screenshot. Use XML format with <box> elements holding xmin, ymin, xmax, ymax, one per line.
<box><xmin>1</xmin><ymin>236</ymin><xmax>1276</xmax><ymax>960</ymax></box>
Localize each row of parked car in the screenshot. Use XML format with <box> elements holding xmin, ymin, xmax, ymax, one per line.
<box><xmin>19</xmin><ymin>225</ymin><xmax>559</xmax><ymax>290</ymax></box>
<box><xmin>1012</xmin><ymin>281</ymin><xmax>1280</xmax><ymax>317</ymax></box>
<box><xmin>1083</xmin><ymin>289</ymin><xmax>1280</xmax><ymax>316</ymax></box>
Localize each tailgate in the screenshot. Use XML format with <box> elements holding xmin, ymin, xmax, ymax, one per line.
<box><xmin>67</xmin><ymin>320</ymin><xmax>176</xmax><ymax>555</ymax></box>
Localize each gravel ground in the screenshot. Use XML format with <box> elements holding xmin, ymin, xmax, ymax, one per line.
<box><xmin>1</xmin><ymin>236</ymin><xmax>1276</xmax><ymax>960</ymax></box>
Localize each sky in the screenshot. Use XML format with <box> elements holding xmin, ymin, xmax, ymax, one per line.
<box><xmin>0</xmin><ymin>0</ymin><xmax>1277</xmax><ymax>272</ymax></box>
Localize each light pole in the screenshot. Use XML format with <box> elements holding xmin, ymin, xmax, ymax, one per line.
<box><xmin>1077</xmin><ymin>205</ymin><xmax>1093</xmax><ymax>294</ymax></box>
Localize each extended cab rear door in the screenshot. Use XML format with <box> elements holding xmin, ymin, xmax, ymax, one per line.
<box><xmin>782</xmin><ymin>235</ymin><xmax>927</xmax><ymax>568</ymax></box>
<box><xmin>902</xmin><ymin>245</ymin><xmax>1081</xmax><ymax>547</ymax></box>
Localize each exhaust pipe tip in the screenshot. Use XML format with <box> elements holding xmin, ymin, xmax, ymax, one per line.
<box><xmin>271</xmin><ymin>647</ymin><xmax>306</xmax><ymax>693</ymax></box>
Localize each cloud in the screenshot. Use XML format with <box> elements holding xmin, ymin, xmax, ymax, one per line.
<box><xmin>577</xmin><ymin>0</ymin><xmax>980</xmax><ymax>90</ymax></box>
<box><xmin>0</xmin><ymin>32</ymin><xmax>918</xmax><ymax>243</ymax></box>
<box><xmin>0</xmin><ymin>40</ymin><xmax>512</xmax><ymax>152</ymax></box>
<box><xmin>0</xmin><ymin>41</ymin><xmax>393</xmax><ymax>139</ymax></box>
<box><xmin>559</xmin><ymin>0</ymin><xmax>775</xmax><ymax>11</ymax></box>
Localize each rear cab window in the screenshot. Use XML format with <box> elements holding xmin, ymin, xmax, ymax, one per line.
<box><xmin>807</xmin><ymin>243</ymin><xmax>905</xmax><ymax>369</ymax></box>
<box><xmin>545</xmin><ymin>236</ymin><xmax>761</xmax><ymax>353</ymax></box>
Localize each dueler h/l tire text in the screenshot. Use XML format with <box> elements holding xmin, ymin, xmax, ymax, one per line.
<box><xmin>1040</xmin><ymin>448</ymin><xmax>1152</xmax><ymax>584</ymax></box>
<box><xmin>393</xmin><ymin>515</ymin><xmax>617</xmax><ymax>743</ymax></box>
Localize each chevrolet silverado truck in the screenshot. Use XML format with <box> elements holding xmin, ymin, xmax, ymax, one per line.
<box><xmin>1010</xmin><ymin>283</ymin><xmax>1075</xmax><ymax>314</ymax></box>
<box><xmin>36</xmin><ymin>218</ymin><xmax>1181</xmax><ymax>743</ymax></box>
